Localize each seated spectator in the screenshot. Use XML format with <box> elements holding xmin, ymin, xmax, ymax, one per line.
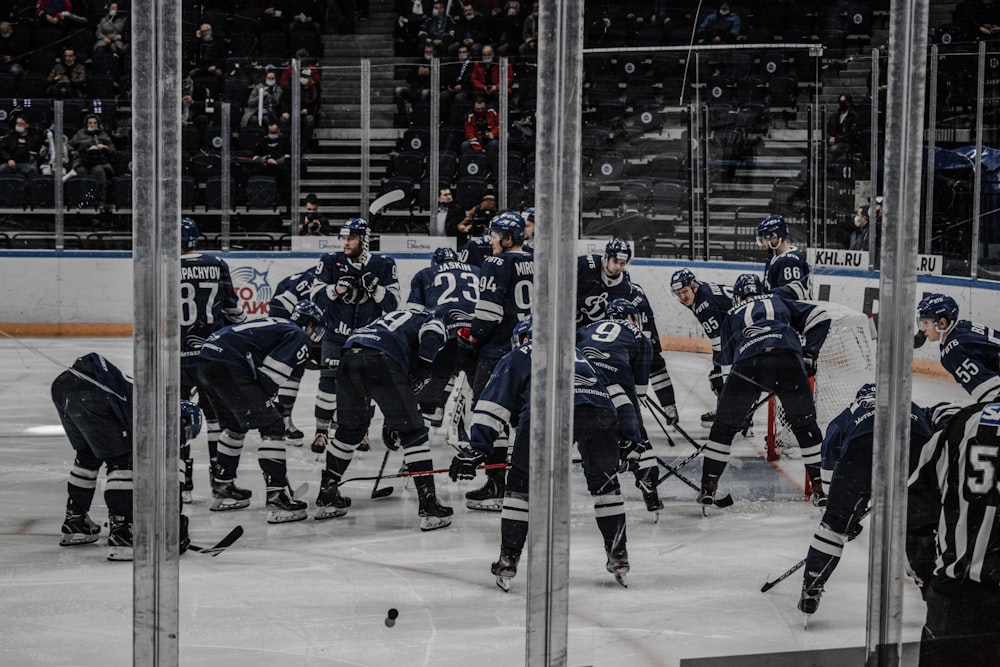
<box><xmin>279</xmin><ymin>49</ymin><xmax>321</xmax><ymax>91</ymax></box>
<box><xmin>470</xmin><ymin>44</ymin><xmax>514</xmax><ymax>107</ymax></box>
<box><xmin>695</xmin><ymin>2</ymin><xmax>740</xmax><ymax>44</ymax></box>
<box><xmin>48</xmin><ymin>48</ymin><xmax>88</xmax><ymax>98</ymax></box>
<box><xmin>94</xmin><ymin>2</ymin><xmax>128</xmax><ymax>55</ymax></box>
<box><xmin>36</xmin><ymin>0</ymin><xmax>84</xmax><ymax>30</ymax></box>
<box><xmin>241</xmin><ymin>67</ymin><xmax>284</xmax><ymax>127</ymax></box>
<box><xmin>278</xmin><ymin>71</ymin><xmax>320</xmax><ymax>149</ymax></box>
<box><xmin>289</xmin><ymin>1</ymin><xmax>324</xmax><ymax>41</ymax></box>
<box><xmin>955</xmin><ymin>0</ymin><xmax>1000</xmax><ymax>42</ymax></box>
<box><xmin>520</xmin><ymin>1</ymin><xmax>539</xmax><ymax>57</ymax></box>
<box><xmin>394</xmin><ymin>0</ymin><xmax>432</xmax><ymax>57</ymax></box>
<box><xmin>435</xmin><ymin>186</ymin><xmax>466</xmax><ymax>235</ymax></box>
<box><xmin>827</xmin><ymin>93</ymin><xmax>859</xmax><ymax>160</ymax></box>
<box><xmin>442</xmin><ymin>43</ymin><xmax>476</xmax><ymax>108</ymax></box>
<box><xmin>69</xmin><ymin>114</ymin><xmax>117</xmax><ymax>207</ymax></box>
<box><xmin>0</xmin><ymin>115</ymin><xmax>45</xmax><ymax>180</ymax></box>
<box><xmin>848</xmin><ymin>206</ymin><xmax>871</xmax><ymax>251</ymax></box>
<box><xmin>490</xmin><ymin>0</ymin><xmax>524</xmax><ymax>56</ymax></box>
<box><xmin>187</xmin><ymin>23</ymin><xmax>227</xmax><ymax>79</ymax></box>
<box><xmin>394</xmin><ymin>41</ymin><xmax>436</xmax><ymax>126</ymax></box>
<box><xmin>0</xmin><ymin>21</ymin><xmax>29</xmax><ymax>77</ymax></box>
<box><xmin>418</xmin><ymin>1</ymin><xmax>455</xmax><ymax>55</ymax></box>
<box><xmin>462</xmin><ymin>95</ymin><xmax>500</xmax><ymax>163</ymax></box>
<box><xmin>297</xmin><ymin>193</ymin><xmax>331</xmax><ymax>235</ymax></box>
<box><xmin>181</xmin><ymin>74</ymin><xmax>213</xmax><ymax>137</ymax></box>
<box><xmin>449</xmin><ymin>2</ymin><xmax>489</xmax><ymax>57</ymax></box>
<box><xmin>252</xmin><ymin>122</ymin><xmax>292</xmax><ymax>192</ymax></box>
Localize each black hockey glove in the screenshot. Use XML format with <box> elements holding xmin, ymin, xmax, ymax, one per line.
<box><xmin>449</xmin><ymin>446</ymin><xmax>487</xmax><ymax>481</ymax></box>
<box><xmin>708</xmin><ymin>367</ymin><xmax>725</xmax><ymax>396</ymax></box>
<box><xmin>381</xmin><ymin>424</ymin><xmax>399</xmax><ymax>451</ymax></box>
<box><xmin>360</xmin><ymin>271</ymin><xmax>379</xmax><ymax>294</ymax></box>
<box><xmin>803</xmin><ymin>351</ymin><xmax>818</xmax><ymax>377</ymax></box>
<box><xmin>618</xmin><ymin>439</ymin><xmax>650</xmax><ymax>473</ymax></box>
<box><xmin>913</xmin><ymin>330</ymin><xmax>927</xmax><ymax>348</ymax></box>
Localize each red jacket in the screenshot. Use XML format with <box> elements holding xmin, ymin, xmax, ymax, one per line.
<box><xmin>470</xmin><ymin>61</ymin><xmax>514</xmax><ymax>95</ymax></box>
<box><xmin>464</xmin><ymin>108</ymin><xmax>500</xmax><ymax>151</ymax></box>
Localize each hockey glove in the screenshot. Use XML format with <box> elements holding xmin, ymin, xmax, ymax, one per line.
<box><xmin>360</xmin><ymin>271</ymin><xmax>379</xmax><ymax>293</ymax></box>
<box><xmin>449</xmin><ymin>446</ymin><xmax>487</xmax><ymax>481</ymax></box>
<box><xmin>618</xmin><ymin>439</ymin><xmax>649</xmax><ymax>473</ymax></box>
<box><xmin>708</xmin><ymin>367</ymin><xmax>725</xmax><ymax>396</ymax></box>
<box><xmin>803</xmin><ymin>352</ymin><xmax>818</xmax><ymax>377</ymax></box>
<box><xmin>662</xmin><ymin>404</ymin><xmax>679</xmax><ymax>425</ymax></box>
<box><xmin>381</xmin><ymin>424</ymin><xmax>399</xmax><ymax>451</ymax></box>
<box><xmin>913</xmin><ymin>330</ymin><xmax>927</xmax><ymax>349</ymax></box>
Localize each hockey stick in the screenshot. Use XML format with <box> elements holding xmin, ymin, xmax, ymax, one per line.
<box><xmin>370</xmin><ymin>449</ymin><xmax>394</xmax><ymax>499</ymax></box>
<box><xmin>640</xmin><ymin>397</ymin><xmax>677</xmax><ymax>447</ymax></box>
<box><xmin>188</xmin><ymin>525</ymin><xmax>244</xmax><ymax>557</ymax></box>
<box><xmin>368</xmin><ymin>189</ymin><xmax>406</xmax><ymax>217</ymax></box>
<box><xmin>655</xmin><ymin>455</ymin><xmax>735</xmax><ymax>507</ymax></box>
<box><xmin>741</xmin><ymin>391</ymin><xmax>775</xmax><ymax>436</ymax></box>
<box><xmin>760</xmin><ymin>557</ymin><xmax>806</xmax><ymax>592</ymax></box>
<box><xmin>341</xmin><ymin>462</ymin><xmax>508</xmax><ymax>485</ymax></box>
<box><xmin>0</xmin><ymin>332</ymin><xmax>128</xmax><ymax>400</ymax></box>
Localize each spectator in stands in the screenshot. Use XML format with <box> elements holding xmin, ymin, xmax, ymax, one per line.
<box><xmin>297</xmin><ymin>193</ymin><xmax>331</xmax><ymax>235</ymax></box>
<box><xmin>848</xmin><ymin>206</ymin><xmax>871</xmax><ymax>251</ymax></box>
<box><xmin>519</xmin><ymin>1</ymin><xmax>539</xmax><ymax>57</ymax></box>
<box><xmin>93</xmin><ymin>2</ymin><xmax>127</xmax><ymax>55</ymax></box>
<box><xmin>436</xmin><ymin>186</ymin><xmax>466</xmax><ymax>236</ymax></box>
<box><xmin>241</xmin><ymin>67</ymin><xmax>284</xmax><ymax>127</ymax></box>
<box><xmin>462</xmin><ymin>95</ymin><xmax>500</xmax><ymax>163</ymax></box>
<box><xmin>279</xmin><ymin>71</ymin><xmax>320</xmax><ymax>149</ymax></box>
<box><xmin>289</xmin><ymin>1</ymin><xmax>324</xmax><ymax>49</ymax></box>
<box><xmin>394</xmin><ymin>41</ymin><xmax>436</xmax><ymax>126</ymax></box>
<box><xmin>470</xmin><ymin>43</ymin><xmax>513</xmax><ymax>107</ymax></box>
<box><xmin>449</xmin><ymin>2</ymin><xmax>489</xmax><ymax>57</ymax></box>
<box><xmin>69</xmin><ymin>114</ymin><xmax>117</xmax><ymax>208</ymax></box>
<box><xmin>394</xmin><ymin>0</ymin><xmax>432</xmax><ymax>57</ymax></box>
<box><xmin>442</xmin><ymin>43</ymin><xmax>476</xmax><ymax>108</ymax></box>
<box><xmin>955</xmin><ymin>0</ymin><xmax>1000</xmax><ymax>42</ymax></box>
<box><xmin>181</xmin><ymin>74</ymin><xmax>212</xmax><ymax>137</ymax></box>
<box><xmin>279</xmin><ymin>49</ymin><xmax>321</xmax><ymax>91</ymax></box>
<box><xmin>48</xmin><ymin>47</ymin><xmax>87</xmax><ymax>98</ymax></box>
<box><xmin>0</xmin><ymin>115</ymin><xmax>44</xmax><ymax>180</ymax></box>
<box><xmin>418</xmin><ymin>1</ymin><xmax>455</xmax><ymax>55</ymax></box>
<box><xmin>826</xmin><ymin>93</ymin><xmax>859</xmax><ymax>160</ymax></box>
<box><xmin>450</xmin><ymin>192</ymin><xmax>497</xmax><ymax>249</ymax></box>
<box><xmin>491</xmin><ymin>0</ymin><xmax>525</xmax><ymax>56</ymax></box>
<box><xmin>188</xmin><ymin>23</ymin><xmax>227</xmax><ymax>79</ymax></box>
<box><xmin>252</xmin><ymin>121</ymin><xmax>292</xmax><ymax>191</ymax></box>
<box><xmin>695</xmin><ymin>2</ymin><xmax>741</xmax><ymax>44</ymax></box>
<box><xmin>0</xmin><ymin>21</ymin><xmax>29</xmax><ymax>77</ymax></box>
<box><xmin>36</xmin><ymin>0</ymin><xmax>78</xmax><ymax>28</ymax></box>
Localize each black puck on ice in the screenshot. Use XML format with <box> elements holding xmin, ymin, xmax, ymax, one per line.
<box><xmin>385</xmin><ymin>608</ymin><xmax>399</xmax><ymax>627</ymax></box>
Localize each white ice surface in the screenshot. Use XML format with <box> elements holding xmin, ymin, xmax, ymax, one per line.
<box><xmin>0</xmin><ymin>338</ymin><xmax>971</xmax><ymax>666</ymax></box>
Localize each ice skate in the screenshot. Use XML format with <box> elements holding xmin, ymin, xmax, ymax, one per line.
<box><xmin>605</xmin><ymin>545</ymin><xmax>630</xmax><ymax>588</ymax></box>
<box><xmin>182</xmin><ymin>458</ymin><xmax>194</xmax><ymax>504</ymax></box>
<box><xmin>465</xmin><ymin>473</ymin><xmax>504</xmax><ymax>511</ymax></box>
<box><xmin>314</xmin><ymin>474</ymin><xmax>351</xmax><ymax>520</ymax></box>
<box><xmin>59</xmin><ymin>508</ymin><xmax>101</xmax><ymax>546</ymax></box>
<box><xmin>357</xmin><ymin>432</ymin><xmax>370</xmax><ymax>452</ymax></box>
<box><xmin>107</xmin><ymin>515</ymin><xmax>133</xmax><ymax>561</ymax></box>
<box><xmin>284</xmin><ymin>417</ymin><xmax>304</xmax><ymax>446</ymax></box>
<box><xmin>310</xmin><ymin>430</ymin><xmax>328</xmax><ymax>454</ymax></box>
<box><xmin>636</xmin><ymin>477</ymin><xmax>663</xmax><ymax>518</ymax></box>
<box><xmin>210</xmin><ymin>479</ymin><xmax>252</xmax><ymax>511</ymax></box>
<box><xmin>798</xmin><ymin>571</ymin><xmax>824</xmax><ymax>616</ymax></box>
<box><xmin>697</xmin><ymin>475</ymin><xmax>719</xmax><ymax>508</ymax></box>
<box><xmin>810</xmin><ymin>486</ymin><xmax>827</xmax><ymax>508</ymax></box>
<box><xmin>417</xmin><ymin>486</ymin><xmax>453</xmax><ymax>531</ymax></box>
<box><xmin>491</xmin><ymin>548</ymin><xmax>520</xmax><ymax>592</ymax></box>
<box><xmin>266</xmin><ymin>486</ymin><xmax>308</xmax><ymax>524</ymax></box>
<box><xmin>700</xmin><ymin>411</ymin><xmax>715</xmax><ymax>428</ymax></box>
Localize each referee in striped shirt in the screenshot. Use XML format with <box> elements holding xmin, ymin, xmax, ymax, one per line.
<box><xmin>907</xmin><ymin>402</ymin><xmax>1000</xmax><ymax>666</ymax></box>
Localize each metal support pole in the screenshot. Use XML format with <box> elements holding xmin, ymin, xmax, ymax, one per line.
<box><xmin>702</xmin><ymin>104</ymin><xmax>710</xmax><ymax>260</ymax></box>
<box><xmin>429</xmin><ymin>58</ymin><xmax>441</xmax><ymax>233</ymax></box>
<box><xmin>220</xmin><ymin>102</ymin><xmax>231</xmax><ymax>222</ymax></box>
<box><xmin>526</xmin><ymin>0</ymin><xmax>582</xmax><ymax>664</ymax></box>
<box><xmin>291</xmin><ymin>59</ymin><xmax>302</xmax><ymax>229</ymax></box>
<box><xmin>686</xmin><ymin>105</ymin><xmax>696</xmax><ymax>261</ymax></box>
<box><xmin>972</xmin><ymin>41</ymin><xmax>986</xmax><ymax>278</ymax></box>
<box><xmin>870</xmin><ymin>49</ymin><xmax>881</xmax><ymax>266</ymax></box>
<box><xmin>866</xmin><ymin>0</ymin><xmax>929</xmax><ymax>664</ymax></box>
<box><xmin>808</xmin><ymin>103</ymin><xmax>817</xmax><ymax>247</ymax></box>
<box><xmin>498</xmin><ymin>56</ymin><xmax>510</xmax><ymax>210</ymax></box>
<box><xmin>924</xmin><ymin>47</ymin><xmax>939</xmax><ymax>255</ymax></box>
<box><xmin>53</xmin><ymin>100</ymin><xmax>64</xmax><ymax>249</ymax></box>
<box><xmin>361</xmin><ymin>59</ymin><xmax>372</xmax><ymax>218</ymax></box>
<box><xmin>131</xmin><ymin>0</ymin><xmax>181</xmax><ymax>663</ymax></box>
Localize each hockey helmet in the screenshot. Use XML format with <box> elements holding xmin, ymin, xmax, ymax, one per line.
<box><xmin>757</xmin><ymin>214</ymin><xmax>787</xmax><ymax>250</ymax></box>
<box><xmin>290</xmin><ymin>299</ymin><xmax>326</xmax><ymax>342</ymax></box>
<box><xmin>854</xmin><ymin>383</ymin><xmax>876</xmax><ymax>407</ymax></box>
<box><xmin>733</xmin><ymin>273</ymin><xmax>763</xmax><ymax>300</ymax></box>
<box><xmin>606</xmin><ymin>298</ymin><xmax>640</xmax><ymax>323</ymax></box>
<box><xmin>511</xmin><ymin>314</ymin><xmax>533</xmax><ymax>348</ymax></box>
<box><xmin>181</xmin><ymin>217</ymin><xmax>200</xmax><ymax>251</ymax></box>
<box><xmin>521</xmin><ymin>207</ymin><xmax>535</xmax><ymax>223</ymax></box>
<box><xmin>605</xmin><ymin>237</ymin><xmax>633</xmax><ymax>263</ymax></box>
<box><xmin>432</xmin><ymin>247</ymin><xmax>459</xmax><ymax>265</ymax></box>
<box><xmin>489</xmin><ymin>211</ymin><xmax>526</xmax><ymax>245</ymax></box>
<box><xmin>670</xmin><ymin>268</ymin><xmax>697</xmax><ymax>292</ymax></box>
<box><xmin>917</xmin><ymin>293</ymin><xmax>959</xmax><ymax>326</ymax></box>
<box><xmin>340</xmin><ymin>217</ymin><xmax>370</xmax><ymax>240</ymax></box>
<box><xmin>180</xmin><ymin>399</ymin><xmax>202</xmax><ymax>443</ymax></box>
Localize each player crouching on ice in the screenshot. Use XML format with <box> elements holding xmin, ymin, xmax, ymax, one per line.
<box><xmin>449</xmin><ymin>316</ymin><xmax>631</xmax><ymax>590</ymax></box>
<box><xmin>700</xmin><ymin>273</ymin><xmax>831</xmax><ymax>508</ymax></box>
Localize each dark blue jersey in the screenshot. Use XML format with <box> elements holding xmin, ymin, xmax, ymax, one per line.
<box><xmin>938</xmin><ymin>320</ymin><xmax>1000</xmax><ymax>401</ymax></box>
<box><xmin>343</xmin><ymin>309</ymin><xmax>447</xmax><ymax>375</ymax></box>
<box><xmin>471</xmin><ymin>249</ymin><xmax>534</xmax><ymax>357</ymax></box>
<box><xmin>686</xmin><ymin>281</ymin><xmax>734</xmax><ymax>366</ymax></box>
<box><xmin>198</xmin><ymin>318</ymin><xmax>312</xmax><ymax>396</ymax></box>
<box><xmin>68</xmin><ymin>352</ymin><xmax>134</xmax><ymax>432</ymax></box>
<box><xmin>268</xmin><ymin>268</ymin><xmax>316</xmax><ymax>319</ymax></box>
<box><xmin>576</xmin><ymin>254</ymin><xmax>636</xmax><ymax>326</ymax></box>
<box><xmin>719</xmin><ymin>294</ymin><xmax>831</xmax><ymax>367</ymax></box>
<box><xmin>763</xmin><ymin>246</ymin><xmax>811</xmax><ymax>300</ymax></box>
<box><xmin>460</xmin><ymin>235</ymin><xmax>493</xmax><ymax>268</ymax></box>
<box><xmin>469</xmin><ymin>344</ymin><xmax>615</xmax><ymax>455</ymax></box>
<box><xmin>180</xmin><ymin>253</ymin><xmax>244</xmax><ymax>361</ymax></box>
<box><xmin>405</xmin><ymin>260</ymin><xmax>481</xmax><ymax>339</ymax></box>
<box><xmin>311</xmin><ymin>251</ymin><xmax>400</xmax><ymax>344</ymax></box>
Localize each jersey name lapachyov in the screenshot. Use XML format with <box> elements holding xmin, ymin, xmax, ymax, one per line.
<box><xmin>199</xmin><ymin>318</ymin><xmax>312</xmax><ymax>395</ymax></box>
<box><xmin>471</xmin><ymin>249</ymin><xmax>534</xmax><ymax>356</ymax></box>
<box><xmin>939</xmin><ymin>320</ymin><xmax>1000</xmax><ymax>402</ymax></box>
<box><xmin>181</xmin><ymin>253</ymin><xmax>240</xmax><ymax>359</ymax></box>
<box><xmin>406</xmin><ymin>261</ymin><xmax>480</xmax><ymax>339</ymax></box>
<box><xmin>344</xmin><ymin>309</ymin><xmax>447</xmax><ymax>375</ymax></box>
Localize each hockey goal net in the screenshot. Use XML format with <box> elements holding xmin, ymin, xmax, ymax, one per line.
<box><xmin>767</xmin><ymin>301</ymin><xmax>877</xmax><ymax>462</ymax></box>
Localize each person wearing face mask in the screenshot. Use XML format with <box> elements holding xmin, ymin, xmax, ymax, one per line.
<box><xmin>187</xmin><ymin>23</ymin><xmax>227</xmax><ymax>79</ymax></box>
<box><xmin>418</xmin><ymin>1</ymin><xmax>455</xmax><ymax>55</ymax></box>
<box><xmin>69</xmin><ymin>114</ymin><xmax>117</xmax><ymax>207</ymax></box>
<box><xmin>0</xmin><ymin>116</ymin><xmax>45</xmax><ymax>181</ymax></box>
<box><xmin>241</xmin><ymin>67</ymin><xmax>284</xmax><ymax>127</ymax></box>
<box><xmin>519</xmin><ymin>1</ymin><xmax>539</xmax><ymax>56</ymax></box>
<box><xmin>848</xmin><ymin>207</ymin><xmax>870</xmax><ymax>252</ymax></box>
<box><xmin>490</xmin><ymin>0</ymin><xmax>525</xmax><ymax>56</ymax></box>
<box><xmin>278</xmin><ymin>68</ymin><xmax>320</xmax><ymax>149</ymax></box>
<box><xmin>470</xmin><ymin>43</ymin><xmax>514</xmax><ymax>107</ymax></box>
<box><xmin>394</xmin><ymin>41</ymin><xmax>437</xmax><ymax>126</ymax></box>
<box><xmin>448</xmin><ymin>2</ymin><xmax>488</xmax><ymax>57</ymax></box>
<box><xmin>0</xmin><ymin>22</ymin><xmax>29</xmax><ymax>77</ymax></box>
<box><xmin>94</xmin><ymin>2</ymin><xmax>128</xmax><ymax>54</ymax></box>
<box><xmin>48</xmin><ymin>47</ymin><xmax>88</xmax><ymax>98</ymax></box>
<box><xmin>252</xmin><ymin>122</ymin><xmax>292</xmax><ymax>200</ymax></box>
<box><xmin>826</xmin><ymin>93</ymin><xmax>859</xmax><ymax>160</ymax></box>
<box><xmin>695</xmin><ymin>2</ymin><xmax>741</xmax><ymax>44</ymax></box>
<box><xmin>442</xmin><ymin>43</ymin><xmax>476</xmax><ymax>109</ymax></box>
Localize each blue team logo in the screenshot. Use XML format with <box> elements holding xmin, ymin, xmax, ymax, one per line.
<box><xmin>574</xmin><ymin>373</ymin><xmax>599</xmax><ymax>387</ymax></box>
<box><xmin>579</xmin><ymin>346</ymin><xmax>612</xmax><ymax>361</ymax></box>
<box><xmin>230</xmin><ymin>265</ymin><xmax>273</xmax><ymax>317</ymax></box>
<box><xmin>743</xmin><ymin>325</ymin><xmax>772</xmax><ymax>338</ymax></box>
<box><xmin>981</xmin><ymin>404</ymin><xmax>1000</xmax><ymax>426</ymax></box>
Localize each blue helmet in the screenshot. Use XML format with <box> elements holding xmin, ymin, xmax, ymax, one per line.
<box><xmin>511</xmin><ymin>314</ymin><xmax>533</xmax><ymax>348</ymax></box>
<box><xmin>180</xmin><ymin>399</ymin><xmax>202</xmax><ymax>443</ymax></box>
<box><xmin>757</xmin><ymin>214</ymin><xmax>787</xmax><ymax>250</ymax></box>
<box><xmin>605</xmin><ymin>237</ymin><xmax>632</xmax><ymax>263</ymax></box>
<box><xmin>522</xmin><ymin>207</ymin><xmax>535</xmax><ymax>223</ymax></box>
<box><xmin>917</xmin><ymin>293</ymin><xmax>959</xmax><ymax>325</ymax></box>
<box><xmin>181</xmin><ymin>217</ymin><xmax>199</xmax><ymax>250</ymax></box>
<box><xmin>340</xmin><ymin>217</ymin><xmax>369</xmax><ymax>240</ymax></box>
<box><xmin>670</xmin><ymin>268</ymin><xmax>697</xmax><ymax>292</ymax></box>
<box><xmin>733</xmin><ymin>273</ymin><xmax>763</xmax><ymax>300</ymax></box>
<box><xmin>854</xmin><ymin>383</ymin><xmax>876</xmax><ymax>406</ymax></box>
<box><xmin>432</xmin><ymin>247</ymin><xmax>458</xmax><ymax>265</ymax></box>
<box><xmin>606</xmin><ymin>298</ymin><xmax>640</xmax><ymax>323</ymax></box>
<box><xmin>489</xmin><ymin>211</ymin><xmax>526</xmax><ymax>245</ymax></box>
<box><xmin>290</xmin><ymin>299</ymin><xmax>326</xmax><ymax>342</ymax></box>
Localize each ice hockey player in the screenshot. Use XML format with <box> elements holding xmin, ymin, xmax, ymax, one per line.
<box><xmin>309</xmin><ymin>217</ymin><xmax>401</xmax><ymax>454</ymax></box>
<box><xmin>449</xmin><ymin>316</ymin><xmax>631</xmax><ymax>590</ymax></box>
<box><xmin>405</xmin><ymin>247</ymin><xmax>481</xmax><ymax>426</ymax></box>
<box><xmin>577</xmin><ymin>238</ymin><xmax>680</xmax><ymax>425</ymax></box>
<box><xmin>577</xmin><ymin>297</ymin><xmax>662</xmax><ymax>514</ymax></box>
<box><xmin>196</xmin><ymin>300</ymin><xmax>325</xmax><ymax>523</ymax></box>
<box><xmin>757</xmin><ymin>214</ymin><xmax>812</xmax><ymax>300</ymax></box>
<box><xmin>179</xmin><ymin>216</ymin><xmax>246</xmax><ymax>501</ymax></box>
<box><xmin>457</xmin><ymin>211</ymin><xmax>534</xmax><ymax>511</ymax></box>
<box><xmin>907</xmin><ymin>400</ymin><xmax>1000</xmax><ymax>665</ymax></box>
<box><xmin>670</xmin><ymin>268</ymin><xmax>734</xmax><ymax>428</ymax></box>
<box><xmin>267</xmin><ymin>266</ymin><xmax>320</xmax><ymax>446</ymax></box>
<box><xmin>916</xmin><ymin>293</ymin><xmax>1000</xmax><ymax>402</ymax></box>
<box><xmin>521</xmin><ymin>206</ymin><xmax>535</xmax><ymax>251</ymax></box>
<box><xmin>315</xmin><ymin>308</ymin><xmax>453</xmax><ymax>531</ymax></box>
<box><xmin>797</xmin><ymin>383</ymin><xmax>934</xmax><ymax>616</ymax></box>
<box><xmin>701</xmin><ymin>273</ymin><xmax>831</xmax><ymax>507</ymax></box>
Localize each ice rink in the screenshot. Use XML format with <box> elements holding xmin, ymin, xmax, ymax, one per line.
<box><xmin>0</xmin><ymin>336</ymin><xmax>970</xmax><ymax>666</ymax></box>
